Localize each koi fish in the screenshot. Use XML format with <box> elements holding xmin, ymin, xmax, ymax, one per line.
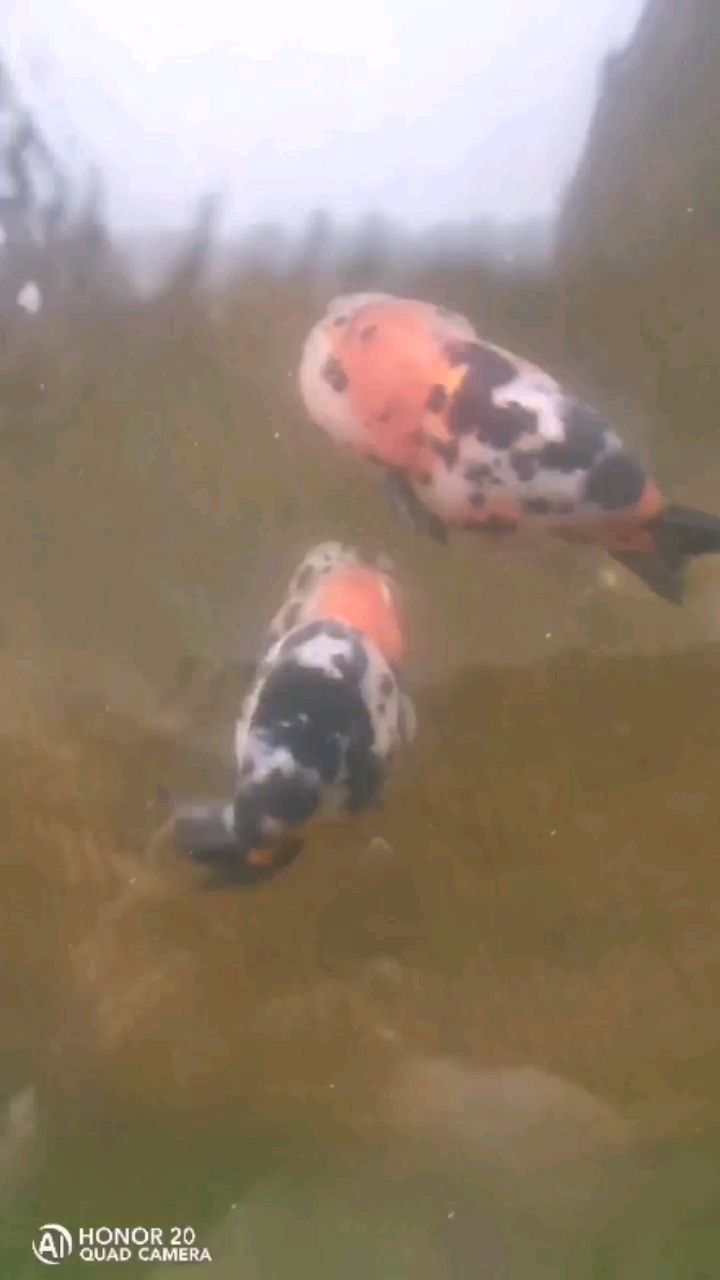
<box><xmin>173</xmin><ymin>542</ymin><xmax>415</xmax><ymax>887</ymax></box>
<box><xmin>299</xmin><ymin>291</ymin><xmax>720</xmax><ymax>603</ymax></box>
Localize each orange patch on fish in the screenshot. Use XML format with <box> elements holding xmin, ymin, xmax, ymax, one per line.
<box><xmin>313</xmin><ymin>564</ymin><xmax>404</xmax><ymax>665</ymax></box>
<box><xmin>247</xmin><ymin>848</ymin><xmax>277</xmax><ymax>868</ymax></box>
<box><xmin>329</xmin><ymin>303</ymin><xmax>459</xmax><ymax>470</ymax></box>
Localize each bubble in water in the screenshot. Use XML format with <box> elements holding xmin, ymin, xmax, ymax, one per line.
<box><xmin>17</xmin><ymin>282</ymin><xmax>42</xmax><ymax>314</ymax></box>
<box><xmin>598</xmin><ymin>566</ymin><xmax>620</xmax><ymax>590</ymax></box>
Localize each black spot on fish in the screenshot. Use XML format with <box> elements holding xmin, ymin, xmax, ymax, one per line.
<box><xmin>540</xmin><ymin>403</ymin><xmax>608</xmax><ymax>472</ymax></box>
<box><xmin>445</xmin><ymin>343</ymin><xmax>533</xmax><ymax>447</ymax></box>
<box><xmin>563</xmin><ymin>401</ymin><xmax>609</xmax><ymax>458</ymax></box>
<box><xmin>252</xmin><ymin>662</ymin><xmax>375</xmax><ymax>795</ymax></box>
<box><xmin>331</xmin><ymin>638</ymin><xmax>369</xmax><ymax>682</ymax></box>
<box><xmin>432</xmin><ymin>439</ymin><xmax>459</xmax><ymax>467</ymax></box>
<box><xmin>469</xmin><ymin>492</ymin><xmax>485</xmax><ymax>509</ymax></box>
<box><xmin>464</xmin><ymin>463</ymin><xmax>492</xmax><ymax>483</ymax></box>
<box><xmin>360</xmin><ymin>324</ymin><xmax>377</xmax><ymax>341</ymax></box>
<box><xmin>426</xmin><ymin>384</ymin><xmax>447</xmax><ymax>413</ymax></box>
<box><xmin>332</xmin><ymin>315</ymin><xmax>347</xmax><ymax>326</ymax></box>
<box><xmin>322</xmin><ymin>355</ymin><xmax>349</xmax><ymax>393</ymax></box>
<box><xmin>380</xmin><ymin>674</ymin><xmax>394</xmax><ymax>698</ymax></box>
<box><xmin>266</xmin><ymin>772</ymin><xmax>319</xmax><ymax>824</ymax></box>
<box><xmin>448</xmin><ymin>361</ymin><xmax>517</xmax><ymax>437</ymax></box>
<box><xmin>584</xmin><ymin>452</ymin><xmax>646</xmax><ymax>511</ymax></box>
<box><xmin>540</xmin><ymin>439</ymin><xmax>598</xmax><ymax>473</ymax></box>
<box><xmin>445</xmin><ymin>342</ymin><xmax>516</xmax><ymax>389</ymax></box>
<box><xmin>468</xmin><ymin>343</ymin><xmax>518</xmax><ymax>385</ymax></box>
<box><xmin>524</xmin><ymin>497</ymin><xmax>552</xmax><ymax>515</ymax></box>
<box><xmin>510</xmin><ymin>450</ymin><xmax>539</xmax><ymax>482</ymax></box>
<box><xmin>478</xmin><ymin>403</ymin><xmax>536</xmax><ymax>449</ymax></box>
<box><xmin>312</xmin><ymin>621</ymin><xmax>349</xmax><ymax>642</ymax></box>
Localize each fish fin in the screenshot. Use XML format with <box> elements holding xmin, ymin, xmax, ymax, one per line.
<box><xmin>609</xmin><ymin>550</ymin><xmax>685</xmax><ymax>605</ymax></box>
<box><xmin>660</xmin><ymin>505</ymin><xmax>720</xmax><ymax>557</ymax></box>
<box><xmin>384</xmin><ymin>469</ymin><xmax>447</xmax><ymax>544</ymax></box>
<box><xmin>173</xmin><ymin>801</ymin><xmax>304</xmax><ymax>888</ymax></box>
<box><xmin>610</xmin><ymin>504</ymin><xmax>720</xmax><ymax>604</ymax></box>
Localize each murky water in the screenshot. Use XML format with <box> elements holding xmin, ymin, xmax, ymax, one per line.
<box><xmin>3</xmin><ymin>9</ymin><xmax>720</xmax><ymax>1277</ymax></box>
<box><xmin>1</xmin><ymin>256</ymin><xmax>719</xmax><ymax>1278</ymax></box>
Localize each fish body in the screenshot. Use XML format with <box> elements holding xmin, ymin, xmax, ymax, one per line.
<box><xmin>174</xmin><ymin>543</ymin><xmax>414</xmax><ymax>887</ymax></box>
<box><xmin>299</xmin><ymin>292</ymin><xmax>720</xmax><ymax>602</ymax></box>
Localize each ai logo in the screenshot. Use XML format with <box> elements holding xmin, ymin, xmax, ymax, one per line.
<box><xmin>32</xmin><ymin>1224</ymin><xmax>73</xmax><ymax>1265</ymax></box>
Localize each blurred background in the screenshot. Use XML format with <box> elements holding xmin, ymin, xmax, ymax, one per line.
<box><xmin>2</xmin><ymin>0</ymin><xmax>720</xmax><ymax>1275</ymax></box>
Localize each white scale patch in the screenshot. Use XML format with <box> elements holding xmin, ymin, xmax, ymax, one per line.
<box><xmin>241</xmin><ymin>736</ymin><xmax>298</xmax><ymax>783</ymax></box>
<box><xmin>291</xmin><ymin>630</ymin><xmax>355</xmax><ymax>675</ymax></box>
<box><xmin>416</xmin><ymin>457</ymin><xmax>478</xmax><ymax>524</ymax></box>
<box><xmin>357</xmin><ymin>641</ymin><xmax>406</xmax><ymax>759</ymax></box>
<box><xmin>292</xmin><ymin>541</ymin><xmax>358</xmax><ymax>585</ymax></box>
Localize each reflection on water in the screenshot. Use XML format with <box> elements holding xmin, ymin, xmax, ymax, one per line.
<box><xmin>2</xmin><ymin>3</ymin><xmax>720</xmax><ymax>1276</ymax></box>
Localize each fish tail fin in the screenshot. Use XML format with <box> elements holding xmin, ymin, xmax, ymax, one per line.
<box><xmin>172</xmin><ymin>801</ymin><xmax>303</xmax><ymax>888</ymax></box>
<box><xmin>610</xmin><ymin>505</ymin><xmax>720</xmax><ymax>604</ymax></box>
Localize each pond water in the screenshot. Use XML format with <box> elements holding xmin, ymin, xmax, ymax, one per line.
<box><xmin>2</xmin><ymin>3</ymin><xmax>720</xmax><ymax>1276</ymax></box>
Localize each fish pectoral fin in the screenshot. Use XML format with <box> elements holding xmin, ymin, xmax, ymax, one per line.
<box><xmin>608</xmin><ymin>550</ymin><xmax>685</xmax><ymax>605</ymax></box>
<box><xmin>383</xmin><ymin>469</ymin><xmax>447</xmax><ymax>544</ymax></box>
